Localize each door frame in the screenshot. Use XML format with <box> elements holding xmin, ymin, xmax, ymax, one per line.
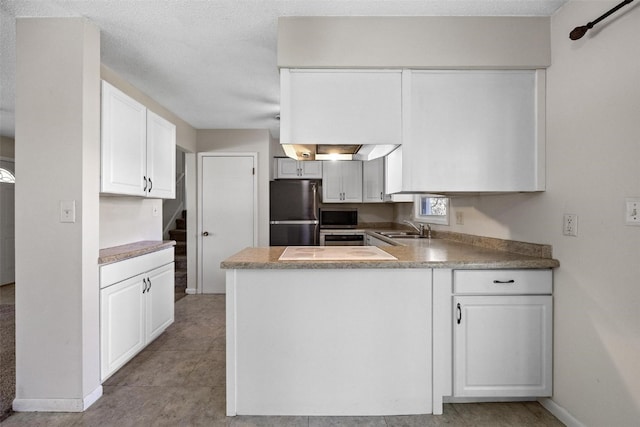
<box><xmin>196</xmin><ymin>152</ymin><xmax>258</xmax><ymax>294</ymax></box>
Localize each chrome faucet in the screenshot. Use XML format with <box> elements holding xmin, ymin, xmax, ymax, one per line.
<box><xmin>403</xmin><ymin>220</ymin><xmax>431</xmax><ymax>239</ymax></box>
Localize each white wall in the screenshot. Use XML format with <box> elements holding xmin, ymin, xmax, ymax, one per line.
<box><xmin>15</xmin><ymin>17</ymin><xmax>101</xmax><ymax>410</ymax></box>
<box><xmin>278</xmin><ymin>16</ymin><xmax>550</xmax><ymax>69</ymax></box>
<box><xmin>441</xmin><ymin>2</ymin><xmax>640</xmax><ymax>424</ymax></box>
<box><xmin>197</xmin><ymin>129</ymin><xmax>271</xmax><ymax>246</ymax></box>
<box><xmin>99</xmin><ymin>197</ymin><xmax>162</xmax><ymax>249</ymax></box>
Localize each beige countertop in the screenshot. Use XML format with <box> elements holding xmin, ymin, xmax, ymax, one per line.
<box><xmin>220</xmin><ymin>233</ymin><xmax>559</xmax><ymax>270</ymax></box>
<box><xmin>98</xmin><ymin>240</ymin><xmax>176</xmax><ymax>265</ymax></box>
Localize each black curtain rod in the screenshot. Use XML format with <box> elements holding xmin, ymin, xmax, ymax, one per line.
<box><xmin>569</xmin><ymin>0</ymin><xmax>635</xmax><ymax>40</ymax></box>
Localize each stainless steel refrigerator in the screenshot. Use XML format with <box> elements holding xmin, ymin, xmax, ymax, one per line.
<box><xmin>269</xmin><ymin>180</ymin><xmax>320</xmax><ymax>246</ymax></box>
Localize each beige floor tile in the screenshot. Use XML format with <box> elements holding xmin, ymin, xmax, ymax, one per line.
<box><xmin>76</xmin><ymin>385</ymin><xmax>173</xmax><ymax>426</ymax></box>
<box><xmin>451</xmin><ymin>402</ymin><xmax>563</xmax><ymax>427</ymax></box>
<box><xmin>152</xmin><ymin>385</ymin><xmax>227</xmax><ymax>426</ymax></box>
<box><xmin>230</xmin><ymin>415</ymin><xmax>309</xmax><ymax>427</ymax></box>
<box><xmin>385</xmin><ymin>404</ymin><xmax>468</xmax><ymax>426</ymax></box>
<box><xmin>186</xmin><ymin>350</ymin><xmax>226</xmax><ymax>387</ymax></box>
<box><xmin>0</xmin><ymin>412</ymin><xmax>82</xmax><ymax>427</ymax></box>
<box><xmin>309</xmin><ymin>416</ymin><xmax>387</xmax><ymax>427</ymax></box>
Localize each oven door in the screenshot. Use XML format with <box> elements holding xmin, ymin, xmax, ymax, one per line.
<box><xmin>323</xmin><ymin>234</ymin><xmax>365</xmax><ymax>246</ymax></box>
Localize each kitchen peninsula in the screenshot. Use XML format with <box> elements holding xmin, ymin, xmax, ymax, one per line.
<box><xmin>221</xmin><ymin>234</ymin><xmax>559</xmax><ymax>417</ymax></box>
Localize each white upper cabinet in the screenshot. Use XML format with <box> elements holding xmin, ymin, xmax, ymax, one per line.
<box><xmin>101</xmin><ymin>80</ymin><xmax>176</xmax><ymax>198</ymax></box>
<box><xmin>401</xmin><ymin>70</ymin><xmax>545</xmax><ymax>193</ymax></box>
<box><xmin>362</xmin><ymin>158</ymin><xmax>386</xmax><ymax>203</ymax></box>
<box><xmin>146</xmin><ymin>111</ymin><xmax>176</xmax><ymax>199</ymax></box>
<box><xmin>275</xmin><ymin>158</ymin><xmax>323</xmax><ymax>179</ymax></box>
<box><xmin>101</xmin><ymin>81</ymin><xmax>147</xmax><ymax>196</ymax></box>
<box><xmin>322</xmin><ymin>161</ymin><xmax>362</xmax><ymax>203</ymax></box>
<box><xmin>280</xmin><ymin>69</ymin><xmax>402</xmax><ymax>146</ymax></box>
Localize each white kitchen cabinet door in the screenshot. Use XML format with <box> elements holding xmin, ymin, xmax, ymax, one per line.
<box><xmin>362</xmin><ymin>158</ymin><xmax>386</xmax><ymax>203</ymax></box>
<box><xmin>101</xmin><ymin>80</ymin><xmax>147</xmax><ymax>196</ymax></box>
<box><xmin>100</xmin><ymin>274</ymin><xmax>146</xmax><ymax>381</ymax></box>
<box><xmin>275</xmin><ymin>158</ymin><xmax>323</xmax><ymax>179</ymax></box>
<box><xmin>145</xmin><ymin>262</ymin><xmax>175</xmax><ymax>342</ymax></box>
<box><xmin>322</xmin><ymin>161</ymin><xmax>362</xmax><ymax>203</ymax></box>
<box><xmin>322</xmin><ymin>161</ymin><xmax>343</xmax><ymax>202</ymax></box>
<box><xmin>402</xmin><ymin>70</ymin><xmax>545</xmax><ymax>192</ymax></box>
<box><xmin>280</xmin><ymin>69</ymin><xmax>402</xmax><ymax>146</ymax></box>
<box><xmin>146</xmin><ymin>110</ymin><xmax>176</xmax><ymax>199</ymax></box>
<box><xmin>383</xmin><ymin>147</ymin><xmax>413</xmax><ymax>202</ymax></box>
<box><xmin>299</xmin><ymin>160</ymin><xmax>323</xmax><ymax>178</ymax></box>
<box><xmin>341</xmin><ymin>161</ymin><xmax>363</xmax><ymax>203</ymax></box>
<box><xmin>453</xmin><ymin>295</ymin><xmax>552</xmax><ymax>397</ymax></box>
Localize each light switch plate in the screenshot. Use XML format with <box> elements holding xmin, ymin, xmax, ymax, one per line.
<box><xmin>626</xmin><ymin>198</ymin><xmax>640</xmax><ymax>226</ymax></box>
<box><xmin>60</xmin><ymin>200</ymin><xmax>76</xmax><ymax>223</ymax></box>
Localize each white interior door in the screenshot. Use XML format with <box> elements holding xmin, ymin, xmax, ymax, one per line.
<box><xmin>199</xmin><ymin>154</ymin><xmax>256</xmax><ymax>294</ymax></box>
<box><xmin>0</xmin><ymin>159</ymin><xmax>15</xmax><ymax>285</ymax></box>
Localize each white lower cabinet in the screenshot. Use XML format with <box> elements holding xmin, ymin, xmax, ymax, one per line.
<box><xmin>452</xmin><ymin>270</ymin><xmax>553</xmax><ymax>397</ymax></box>
<box><xmin>144</xmin><ymin>263</ymin><xmax>175</xmax><ymax>342</ymax></box>
<box><xmin>100</xmin><ymin>249</ymin><xmax>174</xmax><ymax>381</ymax></box>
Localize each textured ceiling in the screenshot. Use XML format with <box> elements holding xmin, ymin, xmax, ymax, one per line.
<box><xmin>0</xmin><ymin>0</ymin><xmax>568</xmax><ymax>140</ymax></box>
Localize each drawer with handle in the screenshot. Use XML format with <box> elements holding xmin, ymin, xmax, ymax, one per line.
<box><xmin>453</xmin><ymin>269</ymin><xmax>552</xmax><ymax>294</ymax></box>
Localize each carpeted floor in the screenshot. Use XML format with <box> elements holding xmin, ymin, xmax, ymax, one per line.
<box><xmin>0</xmin><ymin>283</ymin><xmax>16</xmax><ymax>422</ymax></box>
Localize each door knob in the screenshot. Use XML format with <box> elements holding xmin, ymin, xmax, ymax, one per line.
<box><xmin>202</xmin><ymin>231</ymin><xmax>209</xmax><ymax>236</ymax></box>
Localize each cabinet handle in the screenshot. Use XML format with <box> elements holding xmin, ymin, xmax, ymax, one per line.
<box><xmin>143</xmin><ymin>176</ymin><xmax>148</xmax><ymax>192</ymax></box>
<box><xmin>202</xmin><ymin>231</ymin><xmax>209</xmax><ymax>236</ymax></box>
<box><xmin>380</xmin><ymin>192</ymin><xmax>383</xmax><ymax>200</ymax></box>
<box><xmin>456</xmin><ymin>303</ymin><xmax>462</xmax><ymax>324</ymax></box>
<box><xmin>142</xmin><ymin>278</ymin><xmax>148</xmax><ymax>293</ymax></box>
<box><xmin>493</xmin><ymin>279</ymin><xmax>516</xmax><ymax>284</ymax></box>
<box><xmin>147</xmin><ymin>277</ymin><xmax>151</xmax><ymax>292</ymax></box>
<box><xmin>148</xmin><ymin>178</ymin><xmax>153</xmax><ymax>193</ymax></box>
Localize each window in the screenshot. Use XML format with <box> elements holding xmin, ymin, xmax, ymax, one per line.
<box><xmin>414</xmin><ymin>195</ymin><xmax>449</xmax><ymax>225</ymax></box>
<box><xmin>0</xmin><ymin>168</ymin><xmax>15</xmax><ymax>184</ymax></box>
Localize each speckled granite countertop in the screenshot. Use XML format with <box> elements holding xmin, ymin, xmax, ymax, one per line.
<box><xmin>220</xmin><ymin>233</ymin><xmax>559</xmax><ymax>270</ymax></box>
<box><xmin>99</xmin><ymin>240</ymin><xmax>176</xmax><ymax>265</ymax></box>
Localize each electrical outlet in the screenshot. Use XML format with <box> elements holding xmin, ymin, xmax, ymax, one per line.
<box><xmin>626</xmin><ymin>198</ymin><xmax>640</xmax><ymax>226</ymax></box>
<box><xmin>563</xmin><ymin>214</ymin><xmax>578</xmax><ymax>236</ymax></box>
<box><xmin>456</xmin><ymin>211</ymin><xmax>464</xmax><ymax>225</ymax></box>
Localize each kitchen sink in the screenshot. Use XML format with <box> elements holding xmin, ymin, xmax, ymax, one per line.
<box><xmin>386</xmin><ymin>234</ymin><xmax>429</xmax><ymax>239</ymax></box>
<box><xmin>377</xmin><ymin>231</ymin><xmax>430</xmax><ymax>239</ymax></box>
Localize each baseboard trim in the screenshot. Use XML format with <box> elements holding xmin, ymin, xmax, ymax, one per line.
<box><xmin>444</xmin><ymin>396</ymin><xmax>535</xmax><ymax>403</ymax></box>
<box><xmin>83</xmin><ymin>385</ymin><xmax>103</xmax><ymax>410</ymax></box>
<box><xmin>13</xmin><ymin>385</ymin><xmax>103</xmax><ymax>412</ymax></box>
<box><xmin>186</xmin><ymin>287</ymin><xmax>197</xmax><ymax>294</ymax></box>
<box><xmin>538</xmin><ymin>398</ymin><xmax>585</xmax><ymax>427</ymax></box>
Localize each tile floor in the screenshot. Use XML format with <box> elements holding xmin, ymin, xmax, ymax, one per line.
<box><xmin>1</xmin><ymin>294</ymin><xmax>565</xmax><ymax>426</ymax></box>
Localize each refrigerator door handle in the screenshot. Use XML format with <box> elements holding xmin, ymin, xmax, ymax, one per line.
<box><xmin>311</xmin><ymin>182</ymin><xmax>318</xmax><ymax>216</ymax></box>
